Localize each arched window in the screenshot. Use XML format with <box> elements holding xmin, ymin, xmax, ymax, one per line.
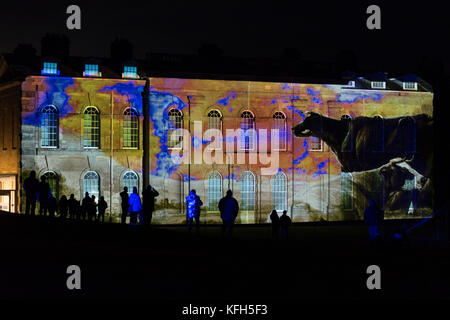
<box><xmin>41</xmin><ymin>105</ymin><xmax>59</xmax><ymax>147</ymax></box>
<box><xmin>83</xmin><ymin>171</ymin><xmax>99</xmax><ymax>201</ymax></box>
<box><xmin>240</xmin><ymin>111</ymin><xmax>255</xmax><ymax>150</ymax></box>
<box><xmin>123</xmin><ymin>171</ymin><xmax>138</xmax><ymax>195</ymax></box>
<box><xmin>83</xmin><ymin>107</ymin><xmax>100</xmax><ymax>148</ymax></box>
<box><xmin>123</xmin><ymin>108</ymin><xmax>139</xmax><ymax>148</ymax></box>
<box><xmin>207</xmin><ymin>171</ymin><xmax>222</xmax><ymax>211</ymax></box>
<box><xmin>168</xmin><ymin>108</ymin><xmax>183</xmax><ymax>149</ymax></box>
<box><xmin>373</xmin><ymin>116</ymin><xmax>384</xmax><ymax>152</ymax></box>
<box><xmin>208</xmin><ymin>109</ymin><xmax>222</xmax><ymax>130</ymax></box>
<box><xmin>341</xmin><ymin>172</ymin><xmax>353</xmax><ymax>210</ymax></box>
<box><xmin>272</xmin><ymin>111</ymin><xmax>287</xmax><ymax>150</ymax></box>
<box><xmin>272</xmin><ymin>172</ymin><xmax>287</xmax><ymax>211</ymax></box>
<box><xmin>42</xmin><ymin>171</ymin><xmax>58</xmax><ymax>199</ymax></box>
<box><xmin>241</xmin><ymin>171</ymin><xmax>255</xmax><ymax>211</ymax></box>
<box><xmin>207</xmin><ymin>110</ymin><xmax>222</xmax><ymax>149</ymax></box>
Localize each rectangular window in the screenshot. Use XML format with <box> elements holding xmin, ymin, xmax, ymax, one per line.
<box><xmin>403</xmin><ymin>82</ymin><xmax>418</xmax><ymax>91</ymax></box>
<box><xmin>310</xmin><ymin>136</ymin><xmax>322</xmax><ymax>151</ymax></box>
<box><xmin>123</xmin><ymin>66</ymin><xmax>138</xmax><ymax>78</ymax></box>
<box><xmin>371</xmin><ymin>81</ymin><xmax>386</xmax><ymax>89</ymax></box>
<box><xmin>84</xmin><ymin>64</ymin><xmax>101</xmax><ymax>77</ymax></box>
<box><xmin>41</xmin><ymin>62</ymin><xmax>59</xmax><ymax>75</ymax></box>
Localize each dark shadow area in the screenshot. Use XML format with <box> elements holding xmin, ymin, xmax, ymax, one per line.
<box><xmin>1</xmin><ymin>211</ymin><xmax>449</xmax><ymax>302</ymax></box>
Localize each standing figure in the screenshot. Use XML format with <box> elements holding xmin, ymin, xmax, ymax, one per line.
<box><xmin>97</xmin><ymin>196</ymin><xmax>107</xmax><ymax>223</ymax></box>
<box><xmin>23</xmin><ymin>170</ymin><xmax>39</xmax><ymax>215</ymax></box>
<box><xmin>75</xmin><ymin>200</ymin><xmax>82</xmax><ymax>220</ymax></box>
<box><xmin>279</xmin><ymin>210</ymin><xmax>291</xmax><ymax>240</ymax></box>
<box><xmin>89</xmin><ymin>195</ymin><xmax>97</xmax><ymax>221</ymax></box>
<box><xmin>270</xmin><ymin>210</ymin><xmax>280</xmax><ymax>239</ymax></box>
<box><xmin>120</xmin><ymin>187</ymin><xmax>129</xmax><ymax>224</ymax></box>
<box><xmin>218</xmin><ymin>190</ymin><xmax>239</xmax><ymax>237</ymax></box>
<box><xmin>128</xmin><ymin>186</ymin><xmax>142</xmax><ymax>226</ymax></box>
<box><xmin>48</xmin><ymin>195</ymin><xmax>58</xmax><ymax>218</ymax></box>
<box><xmin>364</xmin><ymin>199</ymin><xmax>382</xmax><ymax>240</ymax></box>
<box><xmin>81</xmin><ymin>192</ymin><xmax>90</xmax><ymax>221</ymax></box>
<box><xmin>142</xmin><ymin>185</ymin><xmax>159</xmax><ymax>227</ymax></box>
<box><xmin>186</xmin><ymin>189</ymin><xmax>203</xmax><ymax>233</ymax></box>
<box><xmin>38</xmin><ymin>175</ymin><xmax>51</xmax><ymax>216</ymax></box>
<box><xmin>58</xmin><ymin>195</ymin><xmax>68</xmax><ymax>219</ymax></box>
<box><xmin>67</xmin><ymin>194</ymin><xmax>77</xmax><ymax>219</ymax></box>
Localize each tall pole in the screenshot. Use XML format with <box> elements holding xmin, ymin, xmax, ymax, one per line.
<box><xmin>142</xmin><ymin>78</ymin><xmax>150</xmax><ymax>189</ymax></box>
<box><xmin>187</xmin><ymin>95</ymin><xmax>191</xmax><ymax>192</ymax></box>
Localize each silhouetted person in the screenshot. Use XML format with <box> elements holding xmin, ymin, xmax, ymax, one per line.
<box><xmin>364</xmin><ymin>199</ymin><xmax>381</xmax><ymax>240</ymax></box>
<box><xmin>23</xmin><ymin>170</ymin><xmax>39</xmax><ymax>215</ymax></box>
<box><xmin>75</xmin><ymin>200</ymin><xmax>82</xmax><ymax>220</ymax></box>
<box><xmin>120</xmin><ymin>187</ymin><xmax>129</xmax><ymax>224</ymax></box>
<box><xmin>142</xmin><ymin>185</ymin><xmax>159</xmax><ymax>226</ymax></box>
<box><xmin>48</xmin><ymin>195</ymin><xmax>58</xmax><ymax>218</ymax></box>
<box><xmin>89</xmin><ymin>195</ymin><xmax>97</xmax><ymax>221</ymax></box>
<box><xmin>128</xmin><ymin>187</ymin><xmax>142</xmax><ymax>226</ymax></box>
<box><xmin>58</xmin><ymin>195</ymin><xmax>68</xmax><ymax>219</ymax></box>
<box><xmin>279</xmin><ymin>210</ymin><xmax>291</xmax><ymax>240</ymax></box>
<box><xmin>218</xmin><ymin>190</ymin><xmax>239</xmax><ymax>237</ymax></box>
<box><xmin>67</xmin><ymin>194</ymin><xmax>77</xmax><ymax>219</ymax></box>
<box><xmin>98</xmin><ymin>196</ymin><xmax>107</xmax><ymax>223</ymax></box>
<box><xmin>186</xmin><ymin>189</ymin><xmax>203</xmax><ymax>233</ymax></box>
<box><xmin>38</xmin><ymin>175</ymin><xmax>51</xmax><ymax>216</ymax></box>
<box><xmin>270</xmin><ymin>210</ymin><xmax>280</xmax><ymax>239</ymax></box>
<box><xmin>81</xmin><ymin>192</ymin><xmax>90</xmax><ymax>220</ymax></box>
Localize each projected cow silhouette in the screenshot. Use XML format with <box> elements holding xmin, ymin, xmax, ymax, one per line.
<box><xmin>292</xmin><ymin>112</ymin><xmax>433</xmax><ymax>177</ymax></box>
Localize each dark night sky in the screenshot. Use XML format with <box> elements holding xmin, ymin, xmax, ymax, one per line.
<box><xmin>1</xmin><ymin>1</ymin><xmax>449</xmax><ymax>73</ymax></box>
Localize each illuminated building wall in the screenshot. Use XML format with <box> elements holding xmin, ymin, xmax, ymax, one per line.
<box><xmin>0</xmin><ymin>81</ymin><xmax>21</xmax><ymax>213</ymax></box>
<box><xmin>19</xmin><ymin>76</ymin><xmax>433</xmax><ymax>223</ymax></box>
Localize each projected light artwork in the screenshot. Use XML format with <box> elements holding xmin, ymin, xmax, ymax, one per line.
<box><xmin>19</xmin><ymin>76</ymin><xmax>434</xmax><ymax>224</ymax></box>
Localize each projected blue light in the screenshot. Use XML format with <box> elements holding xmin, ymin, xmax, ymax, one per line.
<box><xmin>312</xmin><ymin>159</ymin><xmax>328</xmax><ymax>178</ymax></box>
<box><xmin>217</xmin><ymin>91</ymin><xmax>237</xmax><ymax>106</ymax></box>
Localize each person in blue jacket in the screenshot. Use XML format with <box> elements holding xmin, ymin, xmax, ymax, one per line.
<box><xmin>186</xmin><ymin>189</ymin><xmax>203</xmax><ymax>233</ymax></box>
<box><xmin>128</xmin><ymin>186</ymin><xmax>142</xmax><ymax>226</ymax></box>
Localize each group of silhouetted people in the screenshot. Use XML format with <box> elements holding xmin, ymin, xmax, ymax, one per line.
<box><xmin>270</xmin><ymin>210</ymin><xmax>292</xmax><ymax>240</ymax></box>
<box><xmin>23</xmin><ymin>171</ymin><xmax>294</xmax><ymax>238</ymax></box>
<box><xmin>120</xmin><ymin>185</ymin><xmax>159</xmax><ymax>226</ymax></box>
<box><xmin>23</xmin><ymin>170</ymin><xmax>108</xmax><ymax>222</ymax></box>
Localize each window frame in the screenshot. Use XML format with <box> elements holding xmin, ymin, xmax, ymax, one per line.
<box><xmin>83</xmin><ymin>171</ymin><xmax>100</xmax><ymax>202</ymax></box>
<box><xmin>122</xmin><ymin>171</ymin><xmax>139</xmax><ymax>196</ymax></box>
<box><xmin>40</xmin><ymin>105</ymin><xmax>59</xmax><ymax>148</ymax></box>
<box><xmin>241</xmin><ymin>171</ymin><xmax>256</xmax><ymax>211</ymax></box>
<box><xmin>83</xmin><ymin>106</ymin><xmax>101</xmax><ymax>149</ymax></box>
<box><xmin>41</xmin><ymin>171</ymin><xmax>58</xmax><ymax>199</ymax></box>
<box><xmin>167</xmin><ymin>108</ymin><xmax>184</xmax><ymax>150</ymax></box>
<box><xmin>207</xmin><ymin>109</ymin><xmax>223</xmax><ymax>150</ymax></box>
<box><xmin>272</xmin><ymin>111</ymin><xmax>287</xmax><ymax>151</ymax></box>
<box><xmin>123</xmin><ymin>107</ymin><xmax>139</xmax><ymax>149</ymax></box>
<box><xmin>271</xmin><ymin>171</ymin><xmax>287</xmax><ymax>212</ymax></box>
<box><xmin>240</xmin><ymin>110</ymin><xmax>256</xmax><ymax>151</ymax></box>
<box><xmin>207</xmin><ymin>171</ymin><xmax>222</xmax><ymax>212</ymax></box>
